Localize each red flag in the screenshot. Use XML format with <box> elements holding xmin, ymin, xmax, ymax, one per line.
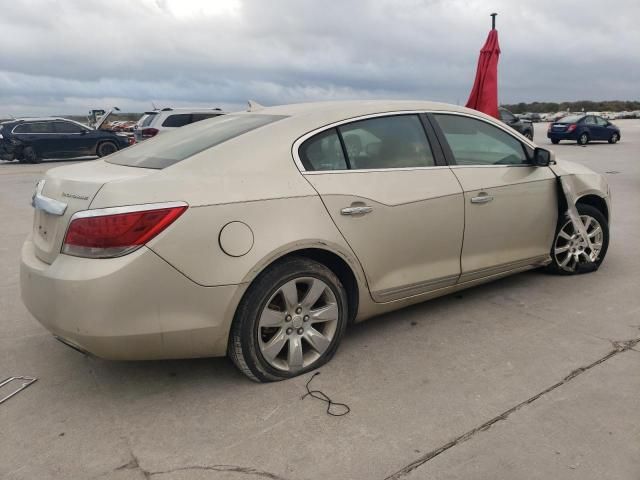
<box><xmin>465</xmin><ymin>29</ymin><xmax>500</xmax><ymax>119</ymax></box>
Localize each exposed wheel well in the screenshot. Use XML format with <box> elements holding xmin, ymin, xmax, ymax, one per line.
<box><xmin>577</xmin><ymin>194</ymin><xmax>608</xmax><ymax>221</ymax></box>
<box><xmin>267</xmin><ymin>248</ymin><xmax>359</xmax><ymax>323</ymax></box>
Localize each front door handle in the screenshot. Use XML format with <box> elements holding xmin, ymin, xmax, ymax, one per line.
<box><xmin>341</xmin><ymin>206</ymin><xmax>373</xmax><ymax>215</ymax></box>
<box><xmin>470</xmin><ymin>194</ymin><xmax>494</xmax><ymax>204</ymax></box>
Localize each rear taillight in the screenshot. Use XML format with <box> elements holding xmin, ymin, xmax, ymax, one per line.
<box><xmin>62</xmin><ymin>202</ymin><xmax>187</xmax><ymax>258</ymax></box>
<box><xmin>567</xmin><ymin>124</ymin><xmax>577</xmax><ymax>132</ymax></box>
<box><xmin>141</xmin><ymin>128</ymin><xmax>159</xmax><ymax>138</ymax></box>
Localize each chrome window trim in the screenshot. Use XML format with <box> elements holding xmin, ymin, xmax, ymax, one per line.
<box><xmin>291</xmin><ymin>109</ymin><xmax>536</xmax><ymax>174</ymax></box>
<box><xmin>70</xmin><ymin>201</ymin><xmax>188</xmax><ymax>221</ymax></box>
<box><xmin>12</xmin><ymin>119</ymin><xmax>91</xmax><ymax>135</ymax></box>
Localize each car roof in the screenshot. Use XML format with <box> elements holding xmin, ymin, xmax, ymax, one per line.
<box><xmin>237</xmin><ymin>100</ymin><xmax>492</xmax><ymax>134</ymax></box>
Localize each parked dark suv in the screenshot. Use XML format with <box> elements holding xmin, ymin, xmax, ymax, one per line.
<box><xmin>499</xmin><ymin>108</ymin><xmax>534</xmax><ymax>140</ymax></box>
<box><xmin>0</xmin><ymin>118</ymin><xmax>130</xmax><ymax>163</ymax></box>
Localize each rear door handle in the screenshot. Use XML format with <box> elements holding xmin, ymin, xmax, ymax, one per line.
<box><xmin>470</xmin><ymin>194</ymin><xmax>494</xmax><ymax>204</ymax></box>
<box><xmin>341</xmin><ymin>206</ymin><xmax>373</xmax><ymax>215</ymax></box>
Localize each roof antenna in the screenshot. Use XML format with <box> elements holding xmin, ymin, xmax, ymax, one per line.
<box><xmin>247</xmin><ymin>100</ymin><xmax>265</xmax><ymax>112</ymax></box>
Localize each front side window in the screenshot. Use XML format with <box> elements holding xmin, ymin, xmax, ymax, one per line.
<box><xmin>107</xmin><ymin>113</ymin><xmax>286</xmax><ymax>169</ymax></box>
<box><xmin>434</xmin><ymin>114</ymin><xmax>529</xmax><ymax>166</ymax></box>
<box><xmin>584</xmin><ymin>116</ymin><xmax>597</xmax><ymax>125</ymax></box>
<box><xmin>595</xmin><ymin>117</ymin><xmax>608</xmax><ymax>126</ymax></box>
<box><xmin>500</xmin><ymin>110</ymin><xmax>515</xmax><ymax>123</ymax></box>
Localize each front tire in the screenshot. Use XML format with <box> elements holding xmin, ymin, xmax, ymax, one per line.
<box><xmin>547</xmin><ymin>204</ymin><xmax>609</xmax><ymax>275</ymax></box>
<box><xmin>228</xmin><ymin>257</ymin><xmax>348</xmax><ymax>382</ymax></box>
<box><xmin>608</xmin><ymin>132</ymin><xmax>619</xmax><ymax>144</ymax></box>
<box><xmin>97</xmin><ymin>141</ymin><xmax>118</xmax><ymax>157</ymax></box>
<box><xmin>524</xmin><ymin>130</ymin><xmax>533</xmax><ymax>140</ymax></box>
<box><xmin>551</xmin><ymin>139</ymin><xmax>560</xmax><ymax>144</ymax></box>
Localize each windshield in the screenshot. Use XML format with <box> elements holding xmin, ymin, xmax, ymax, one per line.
<box><xmin>557</xmin><ymin>115</ymin><xmax>584</xmax><ymax>124</ymax></box>
<box><xmin>107</xmin><ymin>114</ymin><xmax>287</xmax><ymax>169</ymax></box>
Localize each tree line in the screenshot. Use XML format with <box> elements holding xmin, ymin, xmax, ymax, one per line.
<box><xmin>500</xmin><ymin>100</ymin><xmax>640</xmax><ymax>114</ymax></box>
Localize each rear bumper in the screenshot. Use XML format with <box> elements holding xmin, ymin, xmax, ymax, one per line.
<box><xmin>20</xmin><ymin>237</ymin><xmax>246</xmax><ymax>360</ymax></box>
<box><xmin>547</xmin><ymin>131</ymin><xmax>579</xmax><ymax>140</ymax></box>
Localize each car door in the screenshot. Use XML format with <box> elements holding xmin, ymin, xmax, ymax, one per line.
<box><xmin>52</xmin><ymin>120</ymin><xmax>94</xmax><ymax>156</ymax></box>
<box><xmin>296</xmin><ymin>113</ymin><xmax>464</xmax><ymax>302</ymax></box>
<box><xmin>593</xmin><ymin>116</ymin><xmax>610</xmax><ymax>140</ymax></box>
<box><xmin>429</xmin><ymin>113</ymin><xmax>558</xmax><ymax>282</ymax></box>
<box><xmin>15</xmin><ymin>121</ymin><xmax>58</xmax><ymax>157</ymax></box>
<box><xmin>583</xmin><ymin>115</ymin><xmax>598</xmax><ymax>139</ymax></box>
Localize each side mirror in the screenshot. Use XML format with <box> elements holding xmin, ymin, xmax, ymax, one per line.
<box><xmin>533</xmin><ymin>147</ymin><xmax>554</xmax><ymax>166</ymax></box>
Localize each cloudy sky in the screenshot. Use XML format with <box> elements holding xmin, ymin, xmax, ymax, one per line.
<box><xmin>1</xmin><ymin>0</ymin><xmax>639</xmax><ymax>116</ymax></box>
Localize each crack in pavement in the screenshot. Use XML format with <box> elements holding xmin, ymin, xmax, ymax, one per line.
<box><xmin>147</xmin><ymin>465</ymin><xmax>289</xmax><ymax>479</ymax></box>
<box><xmin>113</xmin><ymin>450</ymin><xmax>288</xmax><ymax>480</ymax></box>
<box><xmin>384</xmin><ymin>337</ymin><xmax>640</xmax><ymax>480</ymax></box>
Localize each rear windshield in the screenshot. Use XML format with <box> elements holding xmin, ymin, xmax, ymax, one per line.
<box><xmin>557</xmin><ymin>115</ymin><xmax>583</xmax><ymax>124</ymax></box>
<box><xmin>107</xmin><ymin>114</ymin><xmax>286</xmax><ymax>169</ymax></box>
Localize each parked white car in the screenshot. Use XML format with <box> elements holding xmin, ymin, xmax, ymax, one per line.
<box><xmin>134</xmin><ymin>107</ymin><xmax>225</xmax><ymax>142</ymax></box>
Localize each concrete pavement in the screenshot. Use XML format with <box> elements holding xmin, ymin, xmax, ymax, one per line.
<box><xmin>1</xmin><ymin>120</ymin><xmax>639</xmax><ymax>479</ymax></box>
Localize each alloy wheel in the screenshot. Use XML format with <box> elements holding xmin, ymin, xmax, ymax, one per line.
<box><xmin>553</xmin><ymin>215</ymin><xmax>603</xmax><ymax>272</ymax></box>
<box><xmin>257</xmin><ymin>277</ymin><xmax>339</xmax><ymax>372</ymax></box>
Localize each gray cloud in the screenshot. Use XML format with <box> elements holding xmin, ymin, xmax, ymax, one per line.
<box><xmin>1</xmin><ymin>0</ymin><xmax>638</xmax><ymax>116</ymax></box>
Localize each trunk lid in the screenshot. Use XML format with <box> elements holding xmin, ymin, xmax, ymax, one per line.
<box><xmin>32</xmin><ymin>160</ymin><xmax>155</xmax><ymax>264</ymax></box>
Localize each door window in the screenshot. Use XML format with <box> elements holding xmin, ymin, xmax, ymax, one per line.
<box><xmin>584</xmin><ymin>116</ymin><xmax>597</xmax><ymax>125</ymax></box>
<box><xmin>299</xmin><ymin>115</ymin><xmax>435</xmax><ymax>171</ymax></box>
<box><xmin>53</xmin><ymin>121</ymin><xmax>84</xmax><ymax>133</ymax></box>
<box><xmin>434</xmin><ymin>114</ymin><xmax>529</xmax><ymax>166</ymax></box>
<box><xmin>595</xmin><ymin>117</ymin><xmax>608</xmax><ymax>126</ymax></box>
<box><xmin>339</xmin><ymin>115</ymin><xmax>434</xmax><ymax>169</ymax></box>
<box><xmin>500</xmin><ymin>109</ymin><xmax>515</xmax><ymax>123</ymax></box>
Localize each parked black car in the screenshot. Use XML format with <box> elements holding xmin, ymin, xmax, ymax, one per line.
<box><xmin>547</xmin><ymin>115</ymin><xmax>621</xmax><ymax>145</ymax></box>
<box><xmin>499</xmin><ymin>108</ymin><xmax>534</xmax><ymax>140</ymax></box>
<box><xmin>0</xmin><ymin>118</ymin><xmax>129</xmax><ymax>163</ymax></box>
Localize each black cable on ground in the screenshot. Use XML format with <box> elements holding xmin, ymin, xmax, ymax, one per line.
<box><xmin>301</xmin><ymin>372</ymin><xmax>350</xmax><ymax>416</ymax></box>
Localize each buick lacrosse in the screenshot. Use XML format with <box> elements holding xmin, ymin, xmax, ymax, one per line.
<box><xmin>21</xmin><ymin>101</ymin><xmax>610</xmax><ymax>382</ymax></box>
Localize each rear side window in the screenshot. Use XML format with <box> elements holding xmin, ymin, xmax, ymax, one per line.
<box><xmin>299</xmin><ymin>129</ymin><xmax>347</xmax><ymax>171</ymax></box>
<box><xmin>162</xmin><ymin>114</ymin><xmax>192</xmax><ymax>128</ymax></box>
<box><xmin>14</xmin><ymin>122</ymin><xmax>55</xmax><ymax>134</ymax></box>
<box><xmin>140</xmin><ymin>114</ymin><xmax>157</xmax><ymax>127</ymax></box>
<box><xmin>191</xmin><ymin>113</ymin><xmax>222</xmax><ymax>122</ymax></box>
<box><xmin>13</xmin><ymin>123</ymin><xmax>32</xmax><ymax>133</ymax></box>
<box><xmin>434</xmin><ymin>114</ymin><xmax>529</xmax><ymax>166</ymax></box>
<box><xmin>299</xmin><ymin>114</ymin><xmax>435</xmax><ymax>171</ymax></box>
<box><xmin>107</xmin><ymin>114</ymin><xmax>287</xmax><ymax>169</ymax></box>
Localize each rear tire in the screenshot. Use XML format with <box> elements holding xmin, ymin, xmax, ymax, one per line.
<box><xmin>228</xmin><ymin>257</ymin><xmax>348</xmax><ymax>382</ymax></box>
<box><xmin>608</xmin><ymin>132</ymin><xmax>619</xmax><ymax>144</ymax></box>
<box><xmin>577</xmin><ymin>132</ymin><xmax>589</xmax><ymax>145</ymax></box>
<box><xmin>22</xmin><ymin>146</ymin><xmax>40</xmax><ymax>164</ymax></box>
<box><xmin>97</xmin><ymin>141</ymin><xmax>118</xmax><ymax>157</ymax></box>
<box><xmin>546</xmin><ymin>204</ymin><xmax>608</xmax><ymax>275</ymax></box>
